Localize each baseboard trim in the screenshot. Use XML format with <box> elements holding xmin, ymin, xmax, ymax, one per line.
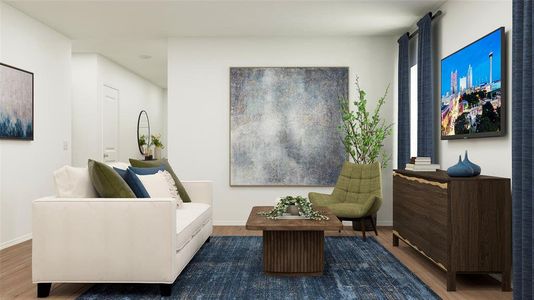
<box><xmin>1</xmin><ymin>233</ymin><xmax>32</xmax><ymax>250</ymax></box>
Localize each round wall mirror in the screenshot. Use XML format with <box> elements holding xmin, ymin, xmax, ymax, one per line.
<box><xmin>137</xmin><ymin>110</ymin><xmax>151</xmax><ymax>155</ymax></box>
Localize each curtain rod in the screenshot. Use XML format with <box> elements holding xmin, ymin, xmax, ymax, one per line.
<box><xmin>408</xmin><ymin>10</ymin><xmax>442</xmax><ymax>40</ymax></box>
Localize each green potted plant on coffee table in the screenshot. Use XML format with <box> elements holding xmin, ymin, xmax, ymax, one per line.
<box><xmin>258</xmin><ymin>196</ymin><xmax>329</xmax><ymax>220</ymax></box>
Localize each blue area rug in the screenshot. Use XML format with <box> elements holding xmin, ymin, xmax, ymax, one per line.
<box><xmin>78</xmin><ymin>236</ymin><xmax>439</xmax><ymax>300</ymax></box>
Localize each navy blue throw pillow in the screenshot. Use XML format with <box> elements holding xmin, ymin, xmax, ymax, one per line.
<box><xmin>128</xmin><ymin>165</ymin><xmax>165</xmax><ymax>175</ymax></box>
<box><xmin>113</xmin><ymin>167</ymin><xmax>150</xmax><ymax>198</ymax></box>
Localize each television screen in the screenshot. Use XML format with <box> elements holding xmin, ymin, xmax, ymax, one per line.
<box><xmin>440</xmin><ymin>27</ymin><xmax>505</xmax><ymax>139</ymax></box>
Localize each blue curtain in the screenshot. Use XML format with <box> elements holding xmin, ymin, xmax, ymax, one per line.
<box><xmin>513</xmin><ymin>1</ymin><xmax>534</xmax><ymax>298</ymax></box>
<box><xmin>416</xmin><ymin>14</ymin><xmax>436</xmax><ymax>161</ymax></box>
<box><xmin>397</xmin><ymin>33</ymin><xmax>411</xmax><ymax>168</ymax></box>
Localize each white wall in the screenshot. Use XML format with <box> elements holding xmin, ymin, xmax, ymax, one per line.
<box><xmin>168</xmin><ymin>37</ymin><xmax>395</xmax><ymax>226</ymax></box>
<box><xmin>435</xmin><ymin>1</ymin><xmax>512</xmax><ymax>177</ymax></box>
<box><xmin>0</xmin><ymin>3</ymin><xmax>72</xmax><ymax>248</ymax></box>
<box><xmin>71</xmin><ymin>54</ymin><xmax>99</xmax><ymax>166</ymax></box>
<box><xmin>71</xmin><ymin>54</ymin><xmax>165</xmax><ymax>166</ymax></box>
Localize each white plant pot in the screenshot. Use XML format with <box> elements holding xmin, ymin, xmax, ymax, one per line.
<box><xmin>154</xmin><ymin>147</ymin><xmax>162</xmax><ymax>160</ymax></box>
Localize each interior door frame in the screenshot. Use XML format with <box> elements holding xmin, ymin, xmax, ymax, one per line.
<box><xmin>101</xmin><ymin>84</ymin><xmax>120</xmax><ymax>162</ymax></box>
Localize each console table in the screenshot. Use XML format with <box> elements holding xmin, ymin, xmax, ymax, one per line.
<box><xmin>392</xmin><ymin>170</ymin><xmax>511</xmax><ymax>291</ymax></box>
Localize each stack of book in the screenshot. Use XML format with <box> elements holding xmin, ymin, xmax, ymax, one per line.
<box><xmin>405</xmin><ymin>157</ymin><xmax>440</xmax><ymax>172</ymax></box>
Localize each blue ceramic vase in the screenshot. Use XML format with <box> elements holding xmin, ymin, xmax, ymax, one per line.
<box><xmin>462</xmin><ymin>150</ymin><xmax>481</xmax><ymax>176</ymax></box>
<box><xmin>447</xmin><ymin>151</ymin><xmax>481</xmax><ymax>177</ymax></box>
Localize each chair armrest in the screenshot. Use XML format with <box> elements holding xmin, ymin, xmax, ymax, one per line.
<box><xmin>366</xmin><ymin>195</ymin><xmax>383</xmax><ymax>215</ymax></box>
<box><xmin>32</xmin><ymin>197</ymin><xmax>177</xmax><ymax>283</ymax></box>
<box><xmin>181</xmin><ymin>181</ymin><xmax>213</xmax><ymax>205</ymax></box>
<box><xmin>308</xmin><ymin>192</ymin><xmax>336</xmax><ymax>206</ymax></box>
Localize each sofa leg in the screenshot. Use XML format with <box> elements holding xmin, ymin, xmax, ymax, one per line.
<box><xmin>159</xmin><ymin>284</ymin><xmax>172</xmax><ymax>297</ymax></box>
<box><xmin>37</xmin><ymin>283</ymin><xmax>51</xmax><ymax>298</ymax></box>
<box><xmin>206</xmin><ymin>236</ymin><xmax>211</xmax><ymax>243</ymax></box>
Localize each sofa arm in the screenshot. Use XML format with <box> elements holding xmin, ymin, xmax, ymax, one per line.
<box><xmin>182</xmin><ymin>181</ymin><xmax>213</xmax><ymax>205</ymax></box>
<box><xmin>32</xmin><ymin>197</ymin><xmax>177</xmax><ymax>283</ymax></box>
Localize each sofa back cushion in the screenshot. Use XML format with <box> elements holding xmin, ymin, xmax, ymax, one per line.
<box><xmin>53</xmin><ymin>166</ymin><xmax>98</xmax><ymax>198</ymax></box>
<box><xmin>88</xmin><ymin>159</ymin><xmax>136</xmax><ymax>198</ymax></box>
<box><xmin>129</xmin><ymin>158</ymin><xmax>192</xmax><ymax>202</ymax></box>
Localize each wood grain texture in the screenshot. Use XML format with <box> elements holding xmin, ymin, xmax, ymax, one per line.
<box><xmin>0</xmin><ymin>227</ymin><xmax>511</xmax><ymax>300</ymax></box>
<box><xmin>393</xmin><ymin>174</ymin><xmax>448</xmax><ymax>266</ymax></box>
<box><xmin>263</xmin><ymin>231</ymin><xmax>324</xmax><ymax>275</ymax></box>
<box><xmin>245</xmin><ymin>206</ymin><xmax>343</xmax><ymax>231</ymax></box>
<box><xmin>393</xmin><ymin>170</ymin><xmax>512</xmax><ymax>292</ymax></box>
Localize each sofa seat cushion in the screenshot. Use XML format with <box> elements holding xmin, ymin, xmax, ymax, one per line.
<box><xmin>176</xmin><ymin>203</ymin><xmax>211</xmax><ymax>251</ymax></box>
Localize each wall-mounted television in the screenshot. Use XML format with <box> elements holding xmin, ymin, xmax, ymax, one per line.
<box><xmin>440</xmin><ymin>27</ymin><xmax>505</xmax><ymax>140</ymax></box>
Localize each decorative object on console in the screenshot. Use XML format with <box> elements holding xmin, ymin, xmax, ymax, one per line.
<box><xmin>151</xmin><ymin>134</ymin><xmax>165</xmax><ymax>160</ymax></box>
<box><xmin>88</xmin><ymin>159</ymin><xmax>136</xmax><ymax>198</ymax></box>
<box><xmin>0</xmin><ymin>63</ymin><xmax>34</xmax><ymax>140</ymax></box>
<box><xmin>440</xmin><ymin>27</ymin><xmax>505</xmax><ymax>139</ymax></box>
<box><xmin>138</xmin><ymin>135</ymin><xmax>151</xmax><ymax>160</ymax></box>
<box><xmin>130</xmin><ymin>158</ymin><xmax>192</xmax><ymax>202</ymax></box>
<box><xmin>230</xmin><ymin>67</ymin><xmax>348</xmax><ymax>186</ymax></box>
<box><xmin>462</xmin><ymin>150</ymin><xmax>481</xmax><ymax>175</ymax></box>
<box><xmin>405</xmin><ymin>156</ymin><xmax>440</xmax><ymax>171</ymax></box>
<box><xmin>137</xmin><ymin>110</ymin><xmax>152</xmax><ymax>159</ymax></box>
<box><xmin>258</xmin><ymin>196</ymin><xmax>329</xmax><ymax>220</ymax></box>
<box><xmin>339</xmin><ymin>76</ymin><xmax>393</xmax><ymax>167</ymax></box>
<box><xmin>446</xmin><ymin>151</ymin><xmax>481</xmax><ymax>177</ymax></box>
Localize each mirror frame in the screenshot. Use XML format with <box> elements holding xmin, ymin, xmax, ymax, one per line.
<box><xmin>137</xmin><ymin>110</ymin><xmax>151</xmax><ymax>155</ymax></box>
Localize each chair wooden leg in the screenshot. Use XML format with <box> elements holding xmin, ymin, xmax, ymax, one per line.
<box><xmin>370</xmin><ymin>216</ymin><xmax>378</xmax><ymax>236</ymax></box>
<box><xmin>360</xmin><ymin>218</ymin><xmax>366</xmax><ymax>240</ymax></box>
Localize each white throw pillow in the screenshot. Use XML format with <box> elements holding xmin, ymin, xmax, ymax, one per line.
<box><xmin>53</xmin><ymin>166</ymin><xmax>98</xmax><ymax>198</ymax></box>
<box><xmin>136</xmin><ymin>171</ymin><xmax>183</xmax><ymax>207</ymax></box>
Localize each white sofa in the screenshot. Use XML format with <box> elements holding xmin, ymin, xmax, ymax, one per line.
<box><xmin>32</xmin><ymin>180</ymin><xmax>213</xmax><ymax>297</ymax></box>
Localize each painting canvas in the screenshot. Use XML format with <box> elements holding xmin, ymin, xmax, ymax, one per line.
<box><xmin>0</xmin><ymin>63</ymin><xmax>34</xmax><ymax>140</ymax></box>
<box><xmin>230</xmin><ymin>67</ymin><xmax>348</xmax><ymax>186</ymax></box>
<box><xmin>440</xmin><ymin>28</ymin><xmax>505</xmax><ymax>139</ymax></box>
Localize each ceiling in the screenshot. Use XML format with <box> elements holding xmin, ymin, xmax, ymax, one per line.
<box><xmin>6</xmin><ymin>0</ymin><xmax>446</xmax><ymax>88</ymax></box>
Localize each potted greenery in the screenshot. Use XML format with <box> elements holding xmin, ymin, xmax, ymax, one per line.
<box><xmin>339</xmin><ymin>76</ymin><xmax>393</xmax><ymax>167</ymax></box>
<box><xmin>138</xmin><ymin>135</ymin><xmax>152</xmax><ymax>159</ymax></box>
<box><xmin>151</xmin><ymin>134</ymin><xmax>165</xmax><ymax>160</ymax></box>
<box><xmin>258</xmin><ymin>196</ymin><xmax>329</xmax><ymax>220</ymax></box>
<box><xmin>338</xmin><ymin>76</ymin><xmax>393</xmax><ymax>229</ymax></box>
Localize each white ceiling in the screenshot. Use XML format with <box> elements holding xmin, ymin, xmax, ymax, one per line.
<box><xmin>6</xmin><ymin>0</ymin><xmax>445</xmax><ymax>87</ymax></box>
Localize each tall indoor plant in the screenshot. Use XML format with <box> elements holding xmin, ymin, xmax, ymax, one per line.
<box><xmin>338</xmin><ymin>76</ymin><xmax>392</xmax><ymax>230</ymax></box>
<box><xmin>339</xmin><ymin>76</ymin><xmax>393</xmax><ymax>168</ymax></box>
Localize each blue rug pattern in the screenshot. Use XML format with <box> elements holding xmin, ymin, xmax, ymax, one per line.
<box><xmin>78</xmin><ymin>236</ymin><xmax>440</xmax><ymax>300</ymax></box>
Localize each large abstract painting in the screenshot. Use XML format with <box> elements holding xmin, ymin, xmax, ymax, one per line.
<box><xmin>0</xmin><ymin>63</ymin><xmax>34</xmax><ymax>140</ymax></box>
<box><xmin>230</xmin><ymin>67</ymin><xmax>348</xmax><ymax>186</ymax></box>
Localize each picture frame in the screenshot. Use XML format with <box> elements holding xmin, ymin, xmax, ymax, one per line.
<box><xmin>0</xmin><ymin>62</ymin><xmax>34</xmax><ymax>140</ymax></box>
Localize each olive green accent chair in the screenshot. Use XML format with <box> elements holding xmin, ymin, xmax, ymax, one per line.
<box><xmin>309</xmin><ymin>161</ymin><xmax>382</xmax><ymax>240</ymax></box>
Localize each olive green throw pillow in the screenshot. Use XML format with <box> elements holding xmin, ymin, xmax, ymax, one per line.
<box><xmin>129</xmin><ymin>158</ymin><xmax>191</xmax><ymax>203</ymax></box>
<box><xmin>88</xmin><ymin>159</ymin><xmax>136</xmax><ymax>198</ymax></box>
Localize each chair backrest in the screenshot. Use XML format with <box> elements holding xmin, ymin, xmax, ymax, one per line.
<box><xmin>331</xmin><ymin>161</ymin><xmax>382</xmax><ymax>204</ymax></box>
